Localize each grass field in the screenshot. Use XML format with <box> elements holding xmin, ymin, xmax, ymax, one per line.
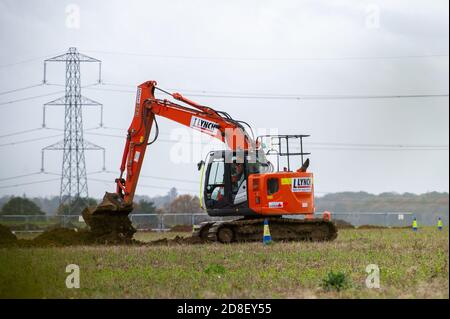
<box><xmin>0</xmin><ymin>227</ymin><xmax>448</xmax><ymax>298</ymax></box>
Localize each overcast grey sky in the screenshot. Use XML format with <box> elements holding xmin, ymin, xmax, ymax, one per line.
<box><xmin>0</xmin><ymin>0</ymin><xmax>448</xmax><ymax>198</ymax></box>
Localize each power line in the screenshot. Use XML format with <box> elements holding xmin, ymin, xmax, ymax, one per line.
<box><xmin>101</xmin><ymin>81</ymin><xmax>450</xmax><ymax>99</ymax></box>
<box><xmin>0</xmin><ymin>90</ymin><xmax>65</xmax><ymax>107</ymax></box>
<box><xmin>183</xmin><ymin>93</ymin><xmax>449</xmax><ymax>100</ymax></box>
<box><xmin>86</xmin><ymin>170</ymin><xmax>107</xmax><ymax>176</ymax></box>
<box><xmin>45</xmin><ymin>127</ymin><xmax>64</xmax><ymax>132</ymax></box>
<box><xmin>95</xmin><ymin>169</ymin><xmax>199</xmax><ymax>184</ymax></box>
<box><xmin>102</xmin><ymin>126</ymin><xmax>128</xmax><ymax>131</ymax></box>
<box><xmin>84</xmin><ymin>131</ymin><xmax>448</xmax><ymax>151</ymax></box>
<box><xmin>0</xmin><ymin>134</ymin><xmax>63</xmax><ymax>147</ymax></box>
<box><xmin>0</xmin><ymin>83</ymin><xmax>44</xmax><ymax>96</ymax></box>
<box><xmin>0</xmin><ymin>83</ymin><xmax>100</xmax><ymax>109</ymax></box>
<box><xmin>88</xmin><ymin>177</ymin><xmax>197</xmax><ymax>193</ymax></box>
<box><xmin>0</xmin><ymin>128</ymin><xmax>44</xmax><ymax>139</ymax></box>
<box><xmin>0</xmin><ymin>172</ymin><xmax>43</xmax><ymax>182</ymax></box>
<box><xmin>84</xmin><ymin>131</ymin><xmax>206</xmax><ymax>145</ymax></box>
<box><xmin>141</xmin><ymin>174</ymin><xmax>199</xmax><ymax>184</ymax></box>
<box><xmin>89</xmin><ymin>126</ymin><xmax>173</xmax><ymax>137</ymax></box>
<box><xmin>45</xmin><ymin>82</ymin><xmax>101</xmax><ymax>88</ymax></box>
<box><xmin>51</xmin><ymin>169</ymin><xmax>199</xmax><ymax>189</ymax></box>
<box><xmin>84</xmin><ymin>86</ymin><xmax>133</xmax><ymax>94</ymax></box>
<box><xmin>309</xmin><ymin>147</ymin><xmax>448</xmax><ymax>151</ymax></box>
<box><xmin>138</xmin><ymin>183</ymin><xmax>197</xmax><ymax>193</ymax></box>
<box><xmin>41</xmin><ymin>171</ymin><xmax>61</xmax><ymax>177</ymax></box>
<box><xmin>0</xmin><ymin>178</ymin><xmax>61</xmax><ymax>189</ymax></box>
<box><xmin>86</xmin><ymin>50</ymin><xmax>449</xmax><ymax>62</ymax></box>
<box><xmin>87</xmin><ymin>85</ymin><xmax>449</xmax><ymax>100</ymax></box>
<box><xmin>303</xmin><ymin>142</ymin><xmax>450</xmax><ymax>148</ymax></box>
<box><xmin>99</xmin><ymin>82</ymin><xmax>135</xmax><ymax>88</ymax></box>
<box><xmin>0</xmin><ymin>52</ymin><xmax>64</xmax><ymax>69</ymax></box>
<box><xmin>84</xmin><ymin>131</ymin><xmax>127</xmax><ymax>139</ymax></box>
<box><xmin>97</xmin><ymin>127</ymin><xmax>449</xmax><ymax>148</ymax></box>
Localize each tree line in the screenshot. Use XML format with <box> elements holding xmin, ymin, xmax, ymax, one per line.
<box><xmin>0</xmin><ymin>190</ymin><xmax>448</xmax><ymax>217</ymax></box>
<box><xmin>0</xmin><ymin>188</ymin><xmax>203</xmax><ymax>216</ymax></box>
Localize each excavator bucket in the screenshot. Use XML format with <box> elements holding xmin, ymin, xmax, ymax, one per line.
<box><xmin>82</xmin><ymin>192</ymin><xmax>136</xmax><ymax>239</ymax></box>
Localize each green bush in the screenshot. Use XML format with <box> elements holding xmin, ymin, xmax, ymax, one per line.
<box><xmin>321</xmin><ymin>271</ymin><xmax>351</xmax><ymax>291</ymax></box>
<box><xmin>204</xmin><ymin>263</ymin><xmax>226</xmax><ymax>275</ymax></box>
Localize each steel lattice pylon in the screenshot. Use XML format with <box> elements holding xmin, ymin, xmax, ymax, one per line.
<box><xmin>42</xmin><ymin>47</ymin><xmax>104</xmax><ymax>213</ymax></box>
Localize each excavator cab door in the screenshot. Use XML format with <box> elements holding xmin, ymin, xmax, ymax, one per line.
<box><xmin>204</xmin><ymin>151</ymin><xmax>247</xmax><ymax>209</ymax></box>
<box><xmin>203</xmin><ymin>151</ymin><xmax>234</xmax><ymax>210</ymax></box>
<box><xmin>204</xmin><ymin>153</ymin><xmax>228</xmax><ymax>208</ymax></box>
<box><xmin>203</xmin><ymin>150</ymin><xmax>271</xmax><ymax>216</ymax></box>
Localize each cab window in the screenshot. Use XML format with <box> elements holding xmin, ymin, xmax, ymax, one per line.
<box><xmin>208</xmin><ymin>158</ymin><xmax>224</xmax><ymax>185</ymax></box>
<box><xmin>267</xmin><ymin>178</ymin><xmax>279</xmax><ymax>195</ymax></box>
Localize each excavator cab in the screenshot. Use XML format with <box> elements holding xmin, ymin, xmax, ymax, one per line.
<box><xmin>201</xmin><ymin>149</ymin><xmax>272</xmax><ymax>216</ymax></box>
<box><xmin>195</xmin><ymin>136</ymin><xmax>337</xmax><ymax>243</ymax></box>
<box><xmin>200</xmin><ymin>135</ymin><xmax>315</xmax><ymax>218</ymax></box>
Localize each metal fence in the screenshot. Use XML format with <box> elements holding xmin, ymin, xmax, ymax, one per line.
<box><xmin>129</xmin><ymin>214</ymin><xmax>234</xmax><ymax>231</ymax></box>
<box><xmin>0</xmin><ymin>213</ymin><xmax>231</xmax><ymax>232</ymax></box>
<box><xmin>0</xmin><ymin>211</ymin><xmax>427</xmax><ymax>233</ymax></box>
<box><xmin>315</xmin><ymin>212</ymin><xmax>414</xmax><ymax>227</ymax></box>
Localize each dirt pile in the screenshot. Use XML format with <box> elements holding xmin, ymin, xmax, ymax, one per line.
<box><xmin>334</xmin><ymin>219</ymin><xmax>355</xmax><ymax>229</ymax></box>
<box><xmin>32</xmin><ymin>228</ymin><xmax>93</xmax><ymax>246</ymax></box>
<box><xmin>147</xmin><ymin>235</ymin><xmax>204</xmax><ymax>246</ymax></box>
<box><xmin>0</xmin><ymin>224</ymin><xmax>17</xmax><ymax>245</ymax></box>
<box><xmin>170</xmin><ymin>225</ymin><xmax>194</xmax><ymax>232</ymax></box>
<box><xmin>0</xmin><ymin>225</ymin><xmax>142</xmax><ymax>247</ymax></box>
<box><xmin>33</xmin><ymin>227</ymin><xmax>144</xmax><ymax>246</ymax></box>
<box><xmin>0</xmin><ymin>223</ymin><xmax>201</xmax><ymax>247</ymax></box>
<box><xmin>357</xmin><ymin>225</ymin><xmax>387</xmax><ymax>229</ymax></box>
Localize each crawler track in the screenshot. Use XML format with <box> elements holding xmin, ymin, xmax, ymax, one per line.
<box><xmin>193</xmin><ymin>218</ymin><xmax>337</xmax><ymax>244</ymax></box>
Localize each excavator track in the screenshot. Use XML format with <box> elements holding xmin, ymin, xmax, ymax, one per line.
<box><xmin>193</xmin><ymin>217</ymin><xmax>337</xmax><ymax>244</ymax></box>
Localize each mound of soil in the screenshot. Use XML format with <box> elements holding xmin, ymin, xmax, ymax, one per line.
<box><xmin>32</xmin><ymin>228</ymin><xmax>93</xmax><ymax>246</ymax></box>
<box><xmin>170</xmin><ymin>225</ymin><xmax>194</xmax><ymax>232</ymax></box>
<box><xmin>0</xmin><ymin>224</ymin><xmax>17</xmax><ymax>245</ymax></box>
<box><xmin>334</xmin><ymin>219</ymin><xmax>355</xmax><ymax>229</ymax></box>
<box><xmin>148</xmin><ymin>235</ymin><xmax>204</xmax><ymax>246</ymax></box>
<box><xmin>0</xmin><ymin>224</ymin><xmax>143</xmax><ymax>247</ymax></box>
<box><xmin>32</xmin><ymin>227</ymin><xmax>143</xmax><ymax>246</ymax></box>
<box><xmin>0</xmin><ymin>224</ymin><xmax>198</xmax><ymax>247</ymax></box>
<box><xmin>357</xmin><ymin>225</ymin><xmax>388</xmax><ymax>229</ymax></box>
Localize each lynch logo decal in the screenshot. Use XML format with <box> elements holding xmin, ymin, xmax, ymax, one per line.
<box><xmin>134</xmin><ymin>88</ymin><xmax>142</xmax><ymax>117</ymax></box>
<box><xmin>190</xmin><ymin>116</ymin><xmax>219</xmax><ymax>136</ymax></box>
<box><xmin>292</xmin><ymin>177</ymin><xmax>312</xmax><ymax>193</ymax></box>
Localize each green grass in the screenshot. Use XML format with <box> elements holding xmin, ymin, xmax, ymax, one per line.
<box><xmin>0</xmin><ymin>227</ymin><xmax>448</xmax><ymax>298</ymax></box>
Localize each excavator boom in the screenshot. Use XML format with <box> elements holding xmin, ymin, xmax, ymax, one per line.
<box><xmin>83</xmin><ymin>81</ymin><xmax>256</xmax><ymax>236</ymax></box>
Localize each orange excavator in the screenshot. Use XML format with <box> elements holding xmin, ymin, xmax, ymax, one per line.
<box><xmin>82</xmin><ymin>81</ymin><xmax>337</xmax><ymax>243</ymax></box>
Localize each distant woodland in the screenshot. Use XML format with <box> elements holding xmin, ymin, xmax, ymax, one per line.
<box><xmin>0</xmin><ymin>190</ymin><xmax>448</xmax><ymax>225</ymax></box>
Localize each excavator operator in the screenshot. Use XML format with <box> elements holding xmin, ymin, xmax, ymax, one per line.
<box><xmin>231</xmin><ymin>162</ymin><xmax>245</xmax><ymax>194</ymax></box>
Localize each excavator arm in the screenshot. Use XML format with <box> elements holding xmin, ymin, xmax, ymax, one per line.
<box><xmin>82</xmin><ymin>81</ymin><xmax>256</xmax><ymax>235</ymax></box>
<box><xmin>117</xmin><ymin>80</ymin><xmax>255</xmax><ymax>205</ymax></box>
